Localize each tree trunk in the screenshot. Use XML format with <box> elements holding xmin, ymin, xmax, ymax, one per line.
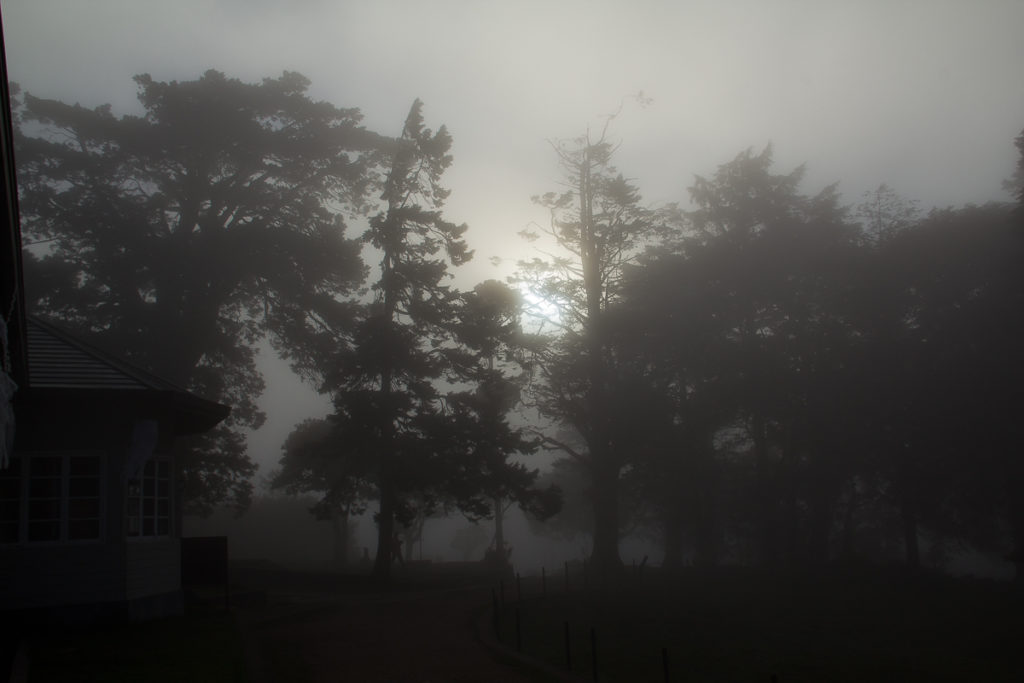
<box><xmin>693</xmin><ymin>492</ymin><xmax>718</xmax><ymax>569</ymax></box>
<box><xmin>373</xmin><ymin>478</ymin><xmax>396</xmax><ymax>579</ymax></box>
<box><xmin>404</xmin><ymin>533</ymin><xmax>415</xmax><ymax>563</ymax></box>
<box><xmin>662</xmin><ymin>504</ymin><xmax>684</xmax><ymax>570</ymax></box>
<box><xmin>577</xmin><ymin>144</ymin><xmax>623</xmax><ymax>581</ymax></box>
<box><xmin>590</xmin><ymin>453</ymin><xmax>622</xmax><ymax>578</ymax></box>
<box><xmin>807</xmin><ymin>461</ymin><xmax>839</xmax><ymax>566</ymax></box>
<box><xmin>493</xmin><ymin>496</ymin><xmax>506</xmax><ymax>565</ymax></box>
<box><xmin>751</xmin><ymin>414</ymin><xmax>777</xmax><ymax>567</ymax></box>
<box><xmin>902</xmin><ymin>501</ymin><xmax>919</xmax><ymax>570</ymax></box>
<box><xmin>332</xmin><ymin>508</ymin><xmax>349</xmax><ymax>568</ymax></box>
<box><xmin>898</xmin><ymin>452</ymin><xmax>920</xmax><ymax>570</ymax></box>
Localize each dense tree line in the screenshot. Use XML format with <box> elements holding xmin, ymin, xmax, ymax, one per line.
<box><xmin>14</xmin><ymin>74</ymin><xmax>556</xmax><ymax>578</ymax></box>
<box><xmin>526</xmin><ymin>136</ymin><xmax>1024</xmax><ymax>574</ymax></box>
<box><xmin>15</xmin><ymin>68</ymin><xmax>1022</xmax><ymax>577</ymax></box>
<box><xmin>13</xmin><ymin>71</ymin><xmax>372</xmax><ymax>513</ymax></box>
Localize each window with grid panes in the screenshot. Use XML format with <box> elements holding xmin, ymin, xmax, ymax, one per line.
<box><xmin>127</xmin><ymin>458</ymin><xmax>171</xmax><ymax>537</ymax></box>
<box><xmin>0</xmin><ymin>457</ymin><xmax>21</xmax><ymax>543</ymax></box>
<box><xmin>0</xmin><ymin>453</ymin><xmax>103</xmax><ymax>543</ymax></box>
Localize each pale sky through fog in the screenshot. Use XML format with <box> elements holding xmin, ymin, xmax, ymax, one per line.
<box><xmin>3</xmin><ymin>0</ymin><xmax>1023</xmax><ymax>477</ymax></box>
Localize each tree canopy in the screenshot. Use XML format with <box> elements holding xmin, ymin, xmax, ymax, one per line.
<box><xmin>14</xmin><ymin>66</ymin><xmax>1023</xmax><ymax>579</ymax></box>
<box><xmin>15</xmin><ymin>70</ymin><xmax>374</xmax><ymax>512</ymax></box>
<box><xmin>518</xmin><ymin>125</ymin><xmax>668</xmax><ymax>577</ymax></box>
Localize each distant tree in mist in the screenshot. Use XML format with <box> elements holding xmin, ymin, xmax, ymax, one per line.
<box><xmin>447</xmin><ymin>280</ymin><xmax>561</xmax><ymax>566</ymax></box>
<box><xmin>272</xmin><ymin>417</ymin><xmax>373</xmax><ymax>566</ymax></box>
<box><xmin>525</xmin><ymin>454</ymin><xmax>595</xmax><ymax>543</ymax></box>
<box><xmin>450</xmin><ymin>523</ymin><xmax>490</xmax><ymax>562</ymax></box>
<box><xmin>614</xmin><ymin>145</ymin><xmax>863</xmax><ymax>567</ymax></box>
<box><xmin>14</xmin><ymin>71</ymin><xmax>374</xmax><ymax>513</ymax></box>
<box><xmin>602</xmin><ymin>139</ymin><xmax>1024</xmax><ymax>572</ymax></box>
<box><xmin>856</xmin><ymin>183</ymin><xmax>920</xmax><ymax>243</ymax></box>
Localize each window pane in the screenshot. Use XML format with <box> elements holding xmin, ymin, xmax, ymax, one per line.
<box><xmin>126</xmin><ymin>498</ymin><xmax>140</xmax><ymax>516</ymax></box>
<box><xmin>128</xmin><ymin>516</ymin><xmax>140</xmax><ymax>535</ymax></box>
<box><xmin>69</xmin><ymin>456</ymin><xmax>100</xmax><ymax>476</ymax></box>
<box><xmin>69</xmin><ymin>478</ymin><xmax>100</xmax><ymax>498</ymax></box>
<box><xmin>143</xmin><ymin>478</ymin><xmax>155</xmax><ymax>496</ymax></box>
<box><xmin>0</xmin><ymin>457</ymin><xmax>20</xmax><ymax>477</ymax></box>
<box><xmin>157</xmin><ymin>480</ymin><xmax>169</xmax><ymax>498</ymax></box>
<box><xmin>30</xmin><ymin>457</ymin><xmax>61</xmax><ymax>476</ymax></box>
<box><xmin>156</xmin><ymin>518</ymin><xmax>169</xmax><ymax>535</ymax></box>
<box><xmin>0</xmin><ymin>478</ymin><xmax>18</xmax><ymax>499</ymax></box>
<box><xmin>0</xmin><ymin>522</ymin><xmax>17</xmax><ymax>543</ymax></box>
<box><xmin>142</xmin><ymin>518</ymin><xmax>154</xmax><ymax>535</ymax></box>
<box><xmin>28</xmin><ymin>520</ymin><xmax>60</xmax><ymax>542</ymax></box>
<box><xmin>157</xmin><ymin>499</ymin><xmax>169</xmax><ymax>516</ymax></box>
<box><xmin>144</xmin><ymin>498</ymin><xmax>155</xmax><ymax>517</ymax></box>
<box><xmin>157</xmin><ymin>460</ymin><xmax>169</xmax><ymax>478</ymax></box>
<box><xmin>29</xmin><ymin>478</ymin><xmax>60</xmax><ymax>498</ymax></box>
<box><xmin>68</xmin><ymin>519</ymin><xmax>100</xmax><ymax>540</ymax></box>
<box><xmin>0</xmin><ymin>499</ymin><xmax>18</xmax><ymax>521</ymax></box>
<box><xmin>143</xmin><ymin>461</ymin><xmax>155</xmax><ymax>477</ymax></box>
<box><xmin>69</xmin><ymin>499</ymin><xmax>100</xmax><ymax>519</ymax></box>
<box><xmin>28</xmin><ymin>500</ymin><xmax>61</xmax><ymax>520</ymax></box>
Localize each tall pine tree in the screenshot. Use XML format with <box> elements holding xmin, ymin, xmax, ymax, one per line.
<box><xmin>328</xmin><ymin>100</ymin><xmax>470</xmax><ymax>579</ymax></box>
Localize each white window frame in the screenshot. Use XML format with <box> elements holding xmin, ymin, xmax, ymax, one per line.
<box><xmin>0</xmin><ymin>451</ymin><xmax>105</xmax><ymax>545</ymax></box>
<box><xmin>126</xmin><ymin>456</ymin><xmax>173</xmax><ymax>540</ymax></box>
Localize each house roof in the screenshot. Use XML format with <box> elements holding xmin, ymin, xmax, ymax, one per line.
<box><xmin>26</xmin><ymin>317</ymin><xmax>186</xmax><ymax>391</ymax></box>
<box><xmin>25</xmin><ymin>316</ymin><xmax>230</xmax><ymax>433</ymax></box>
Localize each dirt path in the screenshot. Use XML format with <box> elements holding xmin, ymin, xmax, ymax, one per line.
<box><xmin>237</xmin><ymin>580</ymin><xmax>544</xmax><ymax>683</ymax></box>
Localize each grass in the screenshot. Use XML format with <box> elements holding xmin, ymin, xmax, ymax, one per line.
<box><xmin>495</xmin><ymin>568</ymin><xmax>1024</xmax><ymax>682</ymax></box>
<box><xmin>28</xmin><ymin>609</ymin><xmax>245</xmax><ymax>683</ymax></box>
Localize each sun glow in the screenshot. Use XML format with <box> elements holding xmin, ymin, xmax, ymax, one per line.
<box><xmin>517</xmin><ymin>284</ymin><xmax>564</xmax><ymax>332</ymax></box>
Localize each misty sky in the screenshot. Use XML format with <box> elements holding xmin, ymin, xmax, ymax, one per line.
<box><xmin>4</xmin><ymin>0</ymin><xmax>1023</xmax><ymax>479</ymax></box>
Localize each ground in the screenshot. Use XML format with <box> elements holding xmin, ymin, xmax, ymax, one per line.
<box><xmin>231</xmin><ymin>563</ymin><xmax>555</xmax><ymax>683</ymax></box>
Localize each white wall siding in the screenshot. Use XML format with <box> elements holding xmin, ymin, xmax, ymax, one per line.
<box><xmin>0</xmin><ymin>544</ymin><xmax>124</xmax><ymax>609</ymax></box>
<box><xmin>125</xmin><ymin>538</ymin><xmax>181</xmax><ymax>599</ymax></box>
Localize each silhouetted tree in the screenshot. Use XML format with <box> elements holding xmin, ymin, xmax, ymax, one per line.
<box><xmin>518</xmin><ymin>126</ymin><xmax>666</xmax><ymax>578</ymax></box>
<box><xmin>619</xmin><ymin>146</ymin><xmax>865</xmax><ymax>568</ymax></box>
<box><xmin>872</xmin><ymin>202</ymin><xmax>1021</xmax><ymax>568</ymax></box>
<box><xmin>14</xmin><ymin>71</ymin><xmax>373</xmax><ymax>513</ymax></box>
<box><xmin>327</xmin><ymin>99</ymin><xmax>471</xmax><ymax>580</ymax></box>
<box><xmin>525</xmin><ymin>454</ymin><xmax>595</xmax><ymax>546</ymax></box>
<box><xmin>449</xmin><ymin>280</ymin><xmax>560</xmax><ymax>567</ymax></box>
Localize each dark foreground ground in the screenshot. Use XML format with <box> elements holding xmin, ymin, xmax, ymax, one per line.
<box><xmin>26</xmin><ymin>562</ymin><xmax>549</xmax><ymax>683</ymax></box>
<box><xmin>231</xmin><ymin>562</ymin><xmax>547</xmax><ymax>683</ymax></box>
<box><xmin>23</xmin><ymin>563</ymin><xmax>1024</xmax><ymax>682</ymax></box>
<box><xmin>498</xmin><ymin>567</ymin><xmax>1024</xmax><ymax>682</ymax></box>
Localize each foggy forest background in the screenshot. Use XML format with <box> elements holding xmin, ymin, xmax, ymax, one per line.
<box><xmin>11</xmin><ymin>69</ymin><xmax>1024</xmax><ymax>579</ymax></box>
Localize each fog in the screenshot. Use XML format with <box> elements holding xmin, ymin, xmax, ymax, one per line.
<box><xmin>5</xmin><ymin>1</ymin><xmax>1024</xmax><ymax>679</ymax></box>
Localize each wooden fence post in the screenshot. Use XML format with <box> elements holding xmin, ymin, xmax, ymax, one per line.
<box><xmin>492</xmin><ymin>587</ymin><xmax>500</xmax><ymax>642</ymax></box>
<box><xmin>515</xmin><ymin>607</ymin><xmax>522</xmax><ymax>652</ymax></box>
<box><xmin>564</xmin><ymin>621</ymin><xmax>572</xmax><ymax>672</ymax></box>
<box><xmin>590</xmin><ymin>627</ymin><xmax>598</xmax><ymax>682</ymax></box>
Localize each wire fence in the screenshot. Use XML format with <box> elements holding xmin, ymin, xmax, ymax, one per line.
<box><xmin>487</xmin><ymin>560</ymin><xmax>785</xmax><ymax>683</ymax></box>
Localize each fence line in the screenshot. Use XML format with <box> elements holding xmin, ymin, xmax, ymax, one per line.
<box><xmin>490</xmin><ymin>562</ymin><xmax>782</xmax><ymax>683</ymax></box>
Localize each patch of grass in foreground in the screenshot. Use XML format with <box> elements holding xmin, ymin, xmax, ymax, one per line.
<box><xmin>28</xmin><ymin>611</ymin><xmax>245</xmax><ymax>683</ymax></box>
<box><xmin>496</xmin><ymin>570</ymin><xmax>1024</xmax><ymax>682</ymax></box>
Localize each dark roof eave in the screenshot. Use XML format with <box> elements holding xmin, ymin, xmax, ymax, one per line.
<box><xmin>18</xmin><ymin>386</ymin><xmax>231</xmax><ymax>436</ymax></box>
<box><xmin>163</xmin><ymin>390</ymin><xmax>232</xmax><ymax>435</ymax></box>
